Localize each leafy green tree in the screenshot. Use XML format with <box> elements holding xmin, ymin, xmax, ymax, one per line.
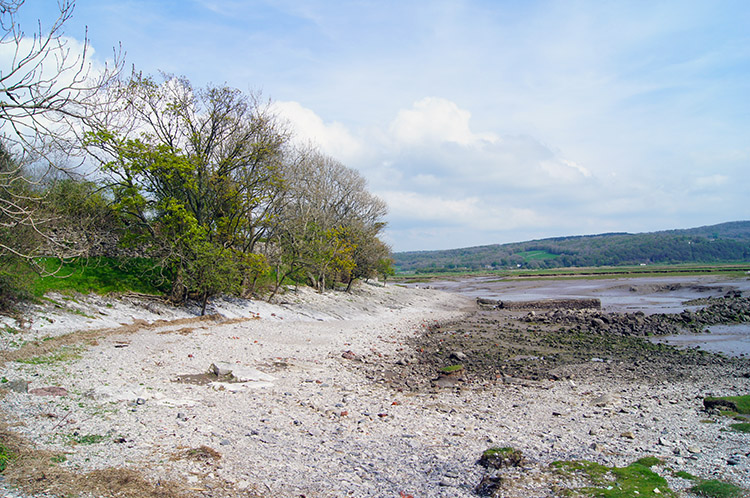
<box><xmin>85</xmin><ymin>73</ymin><xmax>289</xmax><ymax>305</ymax></box>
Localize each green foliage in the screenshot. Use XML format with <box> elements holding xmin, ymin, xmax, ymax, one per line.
<box><xmin>0</xmin><ymin>443</ymin><xmax>15</xmax><ymax>472</ymax></box>
<box><xmin>86</xmin><ymin>74</ymin><xmax>291</xmax><ymax>303</ymax></box>
<box><xmin>552</xmin><ymin>459</ymin><xmax>675</xmax><ymax>497</ymax></box>
<box><xmin>689</xmin><ymin>480</ymin><xmax>746</xmax><ymax>498</ymax></box>
<box><xmin>0</xmin><ymin>257</ymin><xmax>35</xmax><ymax>310</ymax></box>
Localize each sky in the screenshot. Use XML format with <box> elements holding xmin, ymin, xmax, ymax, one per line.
<box><xmin>14</xmin><ymin>0</ymin><xmax>750</xmax><ymax>252</ymax></box>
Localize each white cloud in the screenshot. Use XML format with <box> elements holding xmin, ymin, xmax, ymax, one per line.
<box><xmin>388</xmin><ymin>97</ymin><xmax>498</xmax><ymax>146</ymax></box>
<box><xmin>381</xmin><ymin>190</ymin><xmax>544</xmax><ymax>232</ymax></box>
<box><xmin>272</xmin><ymin>100</ymin><xmax>363</xmax><ymax>162</ymax></box>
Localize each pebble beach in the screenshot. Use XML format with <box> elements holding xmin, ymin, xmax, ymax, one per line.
<box><xmin>0</xmin><ymin>282</ymin><xmax>748</xmax><ymax>497</ymax></box>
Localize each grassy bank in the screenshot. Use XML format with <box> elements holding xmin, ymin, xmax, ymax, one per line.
<box><xmin>394</xmin><ymin>263</ymin><xmax>750</xmax><ymax>283</ymax></box>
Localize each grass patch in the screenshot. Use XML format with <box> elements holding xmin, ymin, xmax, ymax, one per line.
<box><xmin>67</xmin><ymin>433</ymin><xmax>106</xmax><ymax>445</ymax></box>
<box><xmin>729</xmin><ymin>422</ymin><xmax>750</xmax><ymax>433</ymax></box>
<box><xmin>1</xmin><ymin>325</ymin><xmax>20</xmax><ymax>335</ymax></box>
<box><xmin>0</xmin><ymin>443</ymin><xmax>15</xmax><ymax>472</ymax></box>
<box><xmin>31</xmin><ymin>257</ymin><xmax>167</xmax><ymax>297</ymax></box>
<box><xmin>633</xmin><ymin>456</ymin><xmax>662</xmax><ymax>468</ymax></box>
<box><xmin>553</xmin><ymin>459</ymin><xmax>675</xmax><ymax>497</ymax></box>
<box><xmin>705</xmin><ymin>395</ymin><xmax>750</xmax><ymax>415</ymax></box>
<box><xmin>16</xmin><ymin>345</ymin><xmax>82</xmax><ymax>365</ymax></box>
<box><xmin>673</xmin><ymin>470</ymin><xmax>698</xmax><ymax>480</ymax></box>
<box><xmin>440</xmin><ymin>364</ymin><xmax>464</xmax><ymax>374</ymax></box>
<box><xmin>689</xmin><ymin>479</ymin><xmax>746</xmax><ymax>498</ymax></box>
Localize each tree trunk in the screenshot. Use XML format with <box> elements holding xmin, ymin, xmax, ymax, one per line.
<box><xmin>200</xmin><ymin>291</ymin><xmax>209</xmax><ymax>316</ymax></box>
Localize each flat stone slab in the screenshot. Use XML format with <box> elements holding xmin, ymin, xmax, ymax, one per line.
<box><xmin>29</xmin><ymin>386</ymin><xmax>68</xmax><ymax>396</ymax></box>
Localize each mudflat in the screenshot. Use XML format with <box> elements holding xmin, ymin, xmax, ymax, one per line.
<box><xmin>0</xmin><ymin>279</ymin><xmax>748</xmax><ymax>498</ymax></box>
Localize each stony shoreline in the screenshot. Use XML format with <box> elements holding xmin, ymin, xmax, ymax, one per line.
<box><xmin>0</xmin><ymin>283</ymin><xmax>748</xmax><ymax>497</ymax></box>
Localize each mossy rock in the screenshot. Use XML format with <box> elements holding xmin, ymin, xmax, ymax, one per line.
<box><xmin>479</xmin><ymin>447</ymin><xmax>525</xmax><ymax>469</ymax></box>
<box><xmin>704</xmin><ymin>395</ymin><xmax>750</xmax><ymax>414</ymax></box>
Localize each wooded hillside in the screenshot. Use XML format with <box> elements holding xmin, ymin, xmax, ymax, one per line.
<box><xmin>394</xmin><ymin>221</ymin><xmax>750</xmax><ymax>272</ymax></box>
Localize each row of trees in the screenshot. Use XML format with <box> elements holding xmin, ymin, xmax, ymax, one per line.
<box><xmin>396</xmin><ymin>228</ymin><xmax>750</xmax><ymax>273</ymax></box>
<box><xmin>0</xmin><ymin>1</ymin><xmax>393</xmax><ymax>311</ymax></box>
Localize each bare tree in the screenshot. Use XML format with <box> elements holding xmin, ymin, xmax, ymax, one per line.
<box><xmin>0</xmin><ymin>0</ymin><xmax>122</xmax><ymax>261</ymax></box>
<box><xmin>268</xmin><ymin>147</ymin><xmax>388</xmax><ymax>295</ymax></box>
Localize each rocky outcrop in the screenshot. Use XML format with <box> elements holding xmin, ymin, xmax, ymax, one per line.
<box><xmin>477</xmin><ymin>297</ymin><xmax>601</xmax><ymax>311</ymax></box>
<box><xmin>521</xmin><ymin>295</ymin><xmax>750</xmax><ymax>336</ymax></box>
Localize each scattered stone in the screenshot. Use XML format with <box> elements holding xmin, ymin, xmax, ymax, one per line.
<box><xmin>475</xmin><ymin>475</ymin><xmax>503</xmax><ymax>497</ymax></box>
<box><xmin>433</xmin><ymin>375</ymin><xmax>461</xmax><ymax>388</ymax></box>
<box><xmin>341</xmin><ymin>351</ymin><xmax>358</xmax><ymax>360</ymax></box>
<box><xmin>592</xmin><ymin>394</ymin><xmax>613</xmax><ymax>407</ymax></box>
<box><xmin>449</xmin><ymin>351</ymin><xmax>468</xmax><ymax>362</ymax></box>
<box><xmin>0</xmin><ymin>379</ymin><xmax>28</xmax><ymax>393</ymax></box>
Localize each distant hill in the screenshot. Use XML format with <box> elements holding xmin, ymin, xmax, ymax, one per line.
<box><xmin>393</xmin><ymin>221</ymin><xmax>750</xmax><ymax>272</ymax></box>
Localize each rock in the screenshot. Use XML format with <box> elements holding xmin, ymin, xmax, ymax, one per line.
<box><xmin>433</xmin><ymin>375</ymin><xmax>461</xmax><ymax>388</ymax></box>
<box><xmin>475</xmin><ymin>475</ymin><xmax>503</xmax><ymax>497</ymax></box>
<box><xmin>341</xmin><ymin>351</ymin><xmax>358</xmax><ymax>360</ymax></box>
<box><xmin>210</xmin><ymin>362</ymin><xmax>275</xmax><ymax>382</ymax></box>
<box><xmin>620</xmin><ymin>431</ymin><xmax>635</xmax><ymax>440</ymax></box>
<box><xmin>591</xmin><ymin>394</ymin><xmax>613</xmax><ymax>407</ymax></box>
<box><xmin>211</xmin><ymin>362</ymin><xmax>234</xmax><ymax>376</ymax></box>
<box><xmin>478</xmin><ymin>447</ymin><xmax>525</xmax><ymax>469</ymax></box>
<box><xmin>687</xmin><ymin>446</ymin><xmax>701</xmax><ymax>454</ymax></box>
<box><xmin>29</xmin><ymin>386</ymin><xmax>68</xmax><ymax>396</ymax></box>
<box><xmin>449</xmin><ymin>351</ymin><xmax>468</xmax><ymax>362</ymax></box>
